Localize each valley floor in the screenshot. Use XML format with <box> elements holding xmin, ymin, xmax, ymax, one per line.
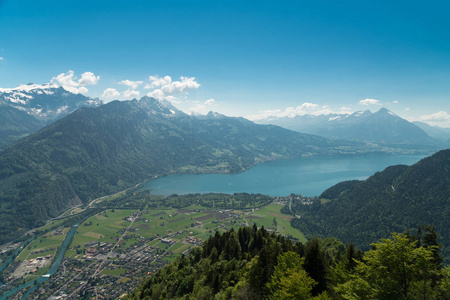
<box><xmin>0</xmin><ymin>193</ymin><xmax>306</xmax><ymax>299</ymax></box>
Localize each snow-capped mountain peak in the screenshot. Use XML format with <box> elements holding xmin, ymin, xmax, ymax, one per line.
<box><xmin>0</xmin><ymin>83</ymin><xmax>102</xmax><ymax>120</ymax></box>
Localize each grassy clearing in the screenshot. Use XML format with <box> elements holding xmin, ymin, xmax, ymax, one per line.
<box><xmin>69</xmin><ymin>209</ymin><xmax>133</xmax><ymax>249</ymax></box>
<box><xmin>244</xmin><ymin>204</ymin><xmax>306</xmax><ymax>242</ymax></box>
<box><xmin>118</xmin><ymin>277</ymin><xmax>131</xmax><ymax>283</ymax></box>
<box><xmin>16</xmin><ymin>232</ymin><xmax>67</xmax><ymax>261</ymax></box>
<box><xmin>167</xmin><ymin>242</ymin><xmax>186</xmax><ymax>253</ymax></box>
<box><xmin>101</xmin><ymin>268</ymin><xmax>127</xmax><ymax>276</ymax></box>
<box><xmin>148</xmin><ymin>239</ymin><xmax>160</xmax><ymax>247</ymax></box>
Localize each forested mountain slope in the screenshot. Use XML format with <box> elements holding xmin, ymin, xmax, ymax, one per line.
<box><xmin>291</xmin><ymin>149</ymin><xmax>450</xmax><ymax>262</ymax></box>
<box><xmin>127</xmin><ymin>226</ymin><xmax>449</xmax><ymax>299</ymax></box>
<box><xmin>0</xmin><ymin>97</ymin><xmax>357</xmax><ymax>244</ymax></box>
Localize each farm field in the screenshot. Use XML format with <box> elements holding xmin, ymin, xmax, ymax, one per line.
<box><xmin>1</xmin><ymin>193</ymin><xmax>308</xmax><ymax>299</ymax></box>
<box><xmin>16</xmin><ymin>230</ymin><xmax>68</xmax><ymax>262</ymax></box>
<box><xmin>61</xmin><ymin>201</ymin><xmax>304</xmax><ymax>262</ymax></box>
<box><xmin>11</xmin><ymin>199</ymin><xmax>303</xmax><ymax>276</ymax></box>
<box><xmin>243</xmin><ymin>203</ymin><xmax>307</xmax><ymax>242</ymax></box>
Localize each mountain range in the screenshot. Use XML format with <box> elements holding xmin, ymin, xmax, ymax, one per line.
<box><xmin>257</xmin><ymin>108</ymin><xmax>446</xmax><ymax>148</ymax></box>
<box><xmin>0</xmin><ymin>85</ymin><xmax>447</xmax><ymax>245</ymax></box>
<box><xmin>413</xmin><ymin>121</ymin><xmax>450</xmax><ymax>142</ymax></box>
<box><xmin>0</xmin><ymin>84</ymin><xmax>102</xmax><ymax>148</ymax></box>
<box><xmin>0</xmin><ymin>96</ymin><xmax>361</xmax><ymax>244</ymax></box>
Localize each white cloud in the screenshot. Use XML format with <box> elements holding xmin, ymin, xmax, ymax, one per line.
<box><xmin>359</xmin><ymin>98</ymin><xmax>380</xmax><ymax>105</ymax></box>
<box><xmin>392</xmin><ymin>100</ymin><xmax>399</xmax><ymax>104</ymax></box>
<box><xmin>0</xmin><ymin>57</ymin><xmax>3</xmax><ymax>61</ymax></box>
<box><xmin>247</xmin><ymin>102</ymin><xmax>355</xmax><ymax>121</ymax></box>
<box><xmin>188</xmin><ymin>98</ymin><xmax>216</xmax><ymax>114</ymax></box>
<box><xmin>52</xmin><ymin>70</ymin><xmax>79</xmax><ymax>87</ymax></box>
<box><xmin>78</xmin><ymin>72</ymin><xmax>100</xmax><ymax>86</ymax></box>
<box><xmin>405</xmin><ymin>107</ymin><xmax>410</xmax><ymax>111</ymax></box>
<box><xmin>51</xmin><ymin>70</ymin><xmax>99</xmax><ymax>94</ymax></box>
<box><xmin>146</xmin><ymin>75</ymin><xmax>172</xmax><ymax>89</ymax></box>
<box><xmin>75</xmin><ymin>87</ymin><xmax>89</xmax><ymax>94</ymax></box>
<box><xmin>123</xmin><ymin>89</ymin><xmax>140</xmax><ymax>99</ymax></box>
<box><xmin>418</xmin><ymin>111</ymin><xmax>450</xmax><ymax>127</ymax></box>
<box><xmin>102</xmin><ymin>88</ymin><xmax>120</xmax><ymax>98</ymax></box>
<box><xmin>119</xmin><ymin>79</ymin><xmax>143</xmax><ymax>90</ymax></box>
<box><xmin>147</xmin><ymin>89</ymin><xmax>165</xmax><ymax>99</ymax></box>
<box><xmin>165</xmin><ymin>95</ymin><xmax>181</xmax><ymax>104</ymax></box>
<box><xmin>247</xmin><ymin>102</ymin><xmax>324</xmax><ymax>120</ymax></box>
<box><xmin>205</xmin><ymin>98</ymin><xmax>215</xmax><ymax>105</ymax></box>
<box><xmin>146</xmin><ymin>76</ymin><xmax>200</xmax><ymax>100</ymax></box>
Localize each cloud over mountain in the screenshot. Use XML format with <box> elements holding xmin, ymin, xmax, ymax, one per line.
<box><xmin>119</xmin><ymin>80</ymin><xmax>143</xmax><ymax>90</ymax></box>
<box><xmin>51</xmin><ymin>70</ymin><xmax>100</xmax><ymax>94</ymax></box>
<box><xmin>188</xmin><ymin>98</ymin><xmax>216</xmax><ymax>114</ymax></box>
<box><xmin>146</xmin><ymin>76</ymin><xmax>200</xmax><ymax>101</ymax></box>
<box><xmin>419</xmin><ymin>111</ymin><xmax>450</xmax><ymax>127</ymax></box>
<box><xmin>102</xmin><ymin>88</ymin><xmax>120</xmax><ymax>98</ymax></box>
<box><xmin>123</xmin><ymin>89</ymin><xmax>140</xmax><ymax>99</ymax></box>
<box><xmin>359</xmin><ymin>98</ymin><xmax>380</xmax><ymax>105</ymax></box>
<box><xmin>247</xmin><ymin>103</ymin><xmax>349</xmax><ymax>121</ymax></box>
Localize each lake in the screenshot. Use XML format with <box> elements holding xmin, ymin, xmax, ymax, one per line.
<box><xmin>140</xmin><ymin>154</ymin><xmax>427</xmax><ymax>197</ymax></box>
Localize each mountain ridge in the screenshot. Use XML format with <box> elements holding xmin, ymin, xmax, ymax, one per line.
<box><xmin>413</xmin><ymin>121</ymin><xmax>450</xmax><ymax>143</ymax></box>
<box><xmin>0</xmin><ymin>96</ymin><xmax>360</xmax><ymax>244</ymax></box>
<box><xmin>0</xmin><ymin>83</ymin><xmax>102</xmax><ymax>148</ymax></box>
<box><xmin>290</xmin><ymin>148</ymin><xmax>450</xmax><ymax>262</ymax></box>
<box><xmin>256</xmin><ymin>108</ymin><xmax>441</xmax><ymax>148</ymax></box>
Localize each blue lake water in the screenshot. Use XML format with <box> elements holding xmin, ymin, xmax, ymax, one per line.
<box><xmin>141</xmin><ymin>154</ymin><xmax>427</xmax><ymax>197</ymax></box>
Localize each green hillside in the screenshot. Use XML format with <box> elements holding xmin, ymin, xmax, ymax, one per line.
<box><xmin>290</xmin><ymin>149</ymin><xmax>450</xmax><ymax>262</ymax></box>
<box><xmin>0</xmin><ymin>105</ymin><xmax>45</xmax><ymax>148</ymax></box>
<box><xmin>127</xmin><ymin>226</ymin><xmax>449</xmax><ymax>299</ymax></box>
<box><xmin>0</xmin><ymin>97</ymin><xmax>357</xmax><ymax>244</ymax></box>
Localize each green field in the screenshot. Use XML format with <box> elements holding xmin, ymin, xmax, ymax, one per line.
<box><xmin>168</xmin><ymin>242</ymin><xmax>190</xmax><ymax>254</ymax></box>
<box><xmin>68</xmin><ymin>209</ymin><xmax>133</xmax><ymax>249</ymax></box>
<box><xmin>16</xmin><ymin>232</ymin><xmax>67</xmax><ymax>261</ymax></box>
<box><xmin>15</xmin><ymin>199</ymin><xmax>306</xmax><ymax>268</ymax></box>
<box><xmin>243</xmin><ymin>204</ymin><xmax>307</xmax><ymax>242</ymax></box>
<box><xmin>101</xmin><ymin>267</ymin><xmax>127</xmax><ymax>276</ymax></box>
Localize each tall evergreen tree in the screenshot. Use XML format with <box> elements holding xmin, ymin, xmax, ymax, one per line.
<box><xmin>303</xmin><ymin>238</ymin><xmax>328</xmax><ymax>295</ymax></box>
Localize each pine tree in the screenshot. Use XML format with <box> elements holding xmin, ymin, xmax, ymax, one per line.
<box><xmin>303</xmin><ymin>238</ymin><xmax>328</xmax><ymax>295</ymax></box>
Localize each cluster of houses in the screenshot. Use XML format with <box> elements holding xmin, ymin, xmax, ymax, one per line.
<box><xmin>184</xmin><ymin>236</ymin><xmax>203</xmax><ymax>246</ymax></box>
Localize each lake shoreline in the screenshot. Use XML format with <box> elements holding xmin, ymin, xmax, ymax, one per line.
<box><xmin>139</xmin><ymin>152</ymin><xmax>429</xmax><ymax>197</ymax></box>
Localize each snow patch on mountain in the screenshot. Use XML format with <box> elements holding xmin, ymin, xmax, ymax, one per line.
<box><xmin>0</xmin><ymin>83</ymin><xmax>102</xmax><ymax>120</ymax></box>
<box><xmin>328</xmin><ymin>116</ymin><xmax>341</xmax><ymax>121</ymax></box>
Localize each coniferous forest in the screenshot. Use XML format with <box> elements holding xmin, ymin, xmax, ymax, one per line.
<box><xmin>127</xmin><ymin>225</ymin><xmax>450</xmax><ymax>300</ymax></box>
<box><xmin>287</xmin><ymin>149</ymin><xmax>450</xmax><ymax>264</ymax></box>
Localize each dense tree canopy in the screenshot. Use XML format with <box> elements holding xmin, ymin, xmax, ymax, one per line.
<box><xmin>289</xmin><ymin>149</ymin><xmax>450</xmax><ymax>264</ymax></box>
<box><xmin>126</xmin><ymin>226</ymin><xmax>449</xmax><ymax>299</ymax></box>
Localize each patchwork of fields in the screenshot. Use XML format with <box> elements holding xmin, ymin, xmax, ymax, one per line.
<box><xmin>2</xmin><ymin>194</ymin><xmax>307</xmax><ymax>299</ymax></box>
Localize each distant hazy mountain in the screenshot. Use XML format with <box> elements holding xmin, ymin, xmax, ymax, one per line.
<box><xmin>413</xmin><ymin>121</ymin><xmax>450</xmax><ymax>143</ymax></box>
<box><xmin>257</xmin><ymin>108</ymin><xmax>439</xmax><ymax>147</ymax></box>
<box><xmin>0</xmin><ymin>96</ymin><xmax>359</xmax><ymax>244</ymax></box>
<box><xmin>291</xmin><ymin>149</ymin><xmax>450</xmax><ymax>262</ymax></box>
<box><xmin>0</xmin><ymin>83</ymin><xmax>102</xmax><ymax>147</ymax></box>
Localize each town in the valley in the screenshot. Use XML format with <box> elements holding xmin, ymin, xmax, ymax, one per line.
<box><xmin>0</xmin><ymin>193</ymin><xmax>313</xmax><ymax>299</ymax></box>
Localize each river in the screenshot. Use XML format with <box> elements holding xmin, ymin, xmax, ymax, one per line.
<box><xmin>140</xmin><ymin>154</ymin><xmax>427</xmax><ymax>196</ymax></box>
<box><xmin>0</xmin><ymin>224</ymin><xmax>79</xmax><ymax>300</ymax></box>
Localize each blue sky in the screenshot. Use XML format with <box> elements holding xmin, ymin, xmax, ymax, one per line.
<box><xmin>1</xmin><ymin>0</ymin><xmax>449</xmax><ymax>126</ymax></box>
